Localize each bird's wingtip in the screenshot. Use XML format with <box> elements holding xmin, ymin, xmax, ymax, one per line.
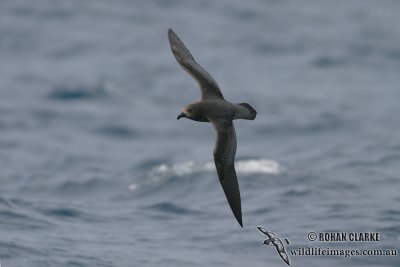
<box><xmin>257</xmin><ymin>226</ymin><xmax>268</xmax><ymax>234</ymax></box>
<box><xmin>233</xmin><ymin>208</ymin><xmax>243</xmax><ymax>228</ymax></box>
<box><xmin>167</xmin><ymin>28</ymin><xmax>179</xmax><ymax>46</ymax></box>
<box><xmin>168</xmin><ymin>28</ymin><xmax>175</xmax><ymax>38</ymax></box>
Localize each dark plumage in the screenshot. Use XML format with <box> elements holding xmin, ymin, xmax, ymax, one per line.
<box><xmin>168</xmin><ymin>29</ymin><xmax>257</xmax><ymax>227</ymax></box>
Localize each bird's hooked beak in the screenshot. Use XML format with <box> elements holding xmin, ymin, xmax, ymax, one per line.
<box><xmin>177</xmin><ymin>112</ymin><xmax>186</xmax><ymax>120</ymax></box>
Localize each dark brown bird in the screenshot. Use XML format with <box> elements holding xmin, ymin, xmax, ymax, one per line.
<box><xmin>168</xmin><ymin>29</ymin><xmax>257</xmax><ymax>227</ymax></box>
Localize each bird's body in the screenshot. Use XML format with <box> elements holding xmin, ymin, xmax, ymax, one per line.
<box><xmin>168</xmin><ymin>29</ymin><xmax>256</xmax><ymax>227</ymax></box>
<box><xmin>183</xmin><ymin>100</ymin><xmax>255</xmax><ymax>123</ymax></box>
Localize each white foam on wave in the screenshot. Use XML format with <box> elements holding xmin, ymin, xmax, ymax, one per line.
<box><xmin>151</xmin><ymin>159</ymin><xmax>281</xmax><ymax>177</ymax></box>
<box><xmin>128</xmin><ymin>183</ymin><xmax>138</xmax><ymax>191</ymax></box>
<box><xmin>129</xmin><ymin>159</ymin><xmax>281</xmax><ymax>191</ymax></box>
<box><xmin>236</xmin><ymin>159</ymin><xmax>281</xmax><ymax>174</ymax></box>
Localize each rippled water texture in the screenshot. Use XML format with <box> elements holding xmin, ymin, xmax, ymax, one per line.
<box><xmin>0</xmin><ymin>0</ymin><xmax>399</xmax><ymax>266</ymax></box>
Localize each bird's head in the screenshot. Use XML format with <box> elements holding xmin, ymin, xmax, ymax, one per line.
<box><xmin>177</xmin><ymin>104</ymin><xmax>203</xmax><ymax>121</ymax></box>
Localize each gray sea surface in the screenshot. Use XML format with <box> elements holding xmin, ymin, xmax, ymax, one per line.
<box><xmin>0</xmin><ymin>0</ymin><xmax>399</xmax><ymax>266</ymax></box>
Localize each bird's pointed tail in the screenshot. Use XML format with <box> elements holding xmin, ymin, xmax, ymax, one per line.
<box><xmin>234</xmin><ymin>103</ymin><xmax>257</xmax><ymax>120</ymax></box>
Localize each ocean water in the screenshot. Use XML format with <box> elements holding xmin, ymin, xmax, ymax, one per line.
<box><xmin>0</xmin><ymin>0</ymin><xmax>399</xmax><ymax>266</ymax></box>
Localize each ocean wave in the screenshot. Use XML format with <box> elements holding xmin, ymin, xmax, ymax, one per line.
<box><xmin>150</xmin><ymin>158</ymin><xmax>280</xmax><ymax>177</ymax></box>
<box><xmin>0</xmin><ymin>240</ymin><xmax>45</xmax><ymax>258</ymax></box>
<box><xmin>0</xmin><ymin>200</ymin><xmax>54</xmax><ymax>230</ymax></box>
<box><xmin>0</xmin><ymin>196</ymin><xmax>13</xmax><ymax>207</ymax></box>
<box><xmin>129</xmin><ymin>159</ymin><xmax>281</xmax><ymax>192</ymax></box>
<box><xmin>40</xmin><ymin>207</ymin><xmax>83</xmax><ymax>218</ymax></box>
<box><xmin>257</xmin><ymin>111</ymin><xmax>347</xmax><ymax>135</ymax></box>
<box><xmin>283</xmin><ymin>186</ymin><xmax>311</xmax><ymax>197</ymax></box>
<box><xmin>144</xmin><ymin>202</ymin><xmax>198</xmax><ymax>215</ymax></box>
<box><xmin>47</xmin><ymin>81</ymin><xmax>112</xmax><ymax>101</ymax></box>
<box><xmin>95</xmin><ymin>124</ymin><xmax>138</xmax><ymax>139</ymax></box>
<box><xmin>53</xmin><ymin>177</ymin><xmax>113</xmax><ymax>193</ymax></box>
<box><xmin>312</xmin><ymin>55</ymin><xmax>346</xmax><ymax>68</ymax></box>
<box><xmin>381</xmin><ymin>209</ymin><xmax>400</xmax><ymax>222</ymax></box>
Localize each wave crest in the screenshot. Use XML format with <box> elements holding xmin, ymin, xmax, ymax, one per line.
<box><xmin>129</xmin><ymin>159</ymin><xmax>281</xmax><ymax>192</ymax></box>
<box><xmin>149</xmin><ymin>158</ymin><xmax>281</xmax><ymax>178</ymax></box>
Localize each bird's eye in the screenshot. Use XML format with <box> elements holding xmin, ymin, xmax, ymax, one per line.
<box><xmin>187</xmin><ymin>109</ymin><xmax>193</xmax><ymax>112</ymax></box>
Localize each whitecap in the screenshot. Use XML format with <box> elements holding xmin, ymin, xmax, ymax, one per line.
<box><xmin>235</xmin><ymin>159</ymin><xmax>281</xmax><ymax>174</ymax></box>
<box><xmin>128</xmin><ymin>183</ymin><xmax>139</xmax><ymax>191</ymax></box>
<box><xmin>149</xmin><ymin>159</ymin><xmax>281</xmax><ymax>178</ymax></box>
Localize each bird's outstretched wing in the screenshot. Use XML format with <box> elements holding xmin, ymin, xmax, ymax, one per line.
<box><xmin>168</xmin><ymin>29</ymin><xmax>224</xmax><ymax>100</ymax></box>
<box><xmin>211</xmin><ymin>119</ymin><xmax>242</xmax><ymax>227</ymax></box>
<box><xmin>257</xmin><ymin>226</ymin><xmax>273</xmax><ymax>238</ymax></box>
<box><xmin>278</xmin><ymin>250</ymin><xmax>291</xmax><ymax>266</ymax></box>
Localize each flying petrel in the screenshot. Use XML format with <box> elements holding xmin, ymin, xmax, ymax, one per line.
<box><xmin>257</xmin><ymin>226</ymin><xmax>291</xmax><ymax>266</ymax></box>
<box><xmin>168</xmin><ymin>29</ymin><xmax>257</xmax><ymax>227</ymax></box>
